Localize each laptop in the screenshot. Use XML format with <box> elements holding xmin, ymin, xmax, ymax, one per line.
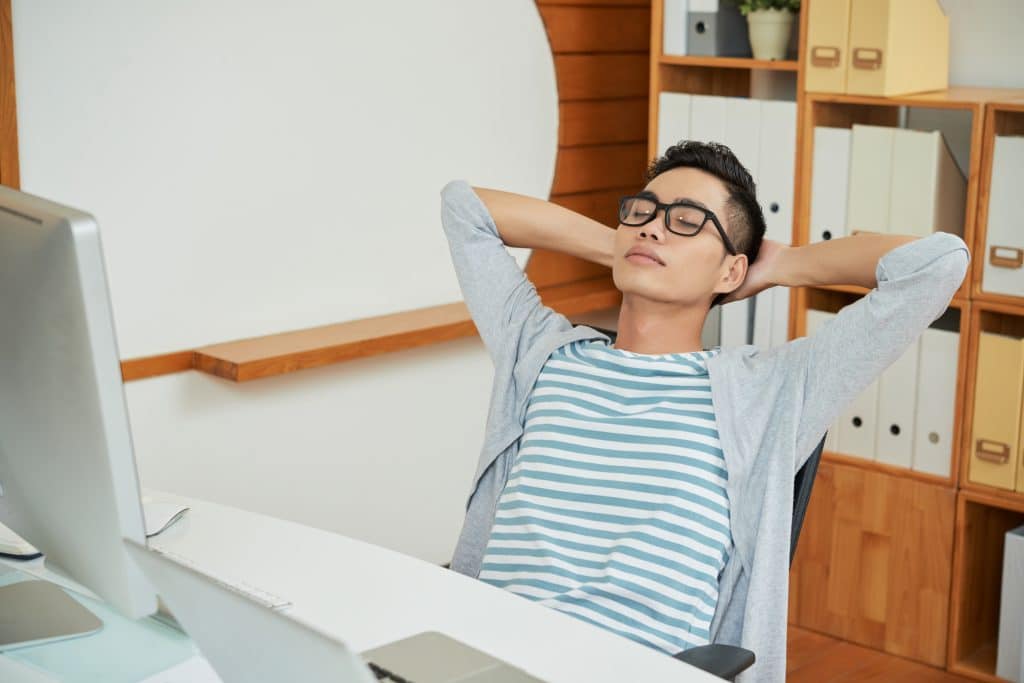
<box><xmin>124</xmin><ymin>540</ymin><xmax>545</xmax><ymax>683</ymax></box>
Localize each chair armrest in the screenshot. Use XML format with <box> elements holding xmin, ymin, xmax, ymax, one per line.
<box><xmin>672</xmin><ymin>643</ymin><xmax>755</xmax><ymax>681</ymax></box>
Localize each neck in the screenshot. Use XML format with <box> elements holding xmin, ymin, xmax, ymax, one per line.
<box><xmin>613</xmin><ymin>294</ymin><xmax>709</xmax><ymax>355</ymax></box>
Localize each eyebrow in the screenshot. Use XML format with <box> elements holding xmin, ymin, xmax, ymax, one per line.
<box><xmin>637</xmin><ymin>190</ymin><xmax>712</xmax><ymax>211</ymax></box>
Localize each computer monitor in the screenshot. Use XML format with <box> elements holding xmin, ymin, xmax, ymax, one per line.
<box><xmin>0</xmin><ymin>185</ymin><xmax>156</xmax><ymax>637</ymax></box>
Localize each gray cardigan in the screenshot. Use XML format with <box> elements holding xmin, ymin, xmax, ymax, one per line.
<box><xmin>440</xmin><ymin>180</ymin><xmax>969</xmax><ymax>681</ymax></box>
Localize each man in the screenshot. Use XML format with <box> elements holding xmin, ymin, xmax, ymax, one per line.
<box><xmin>439</xmin><ymin>140</ymin><xmax>968</xmax><ymax>681</ymax></box>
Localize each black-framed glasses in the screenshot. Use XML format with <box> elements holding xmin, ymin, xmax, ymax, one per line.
<box><xmin>618</xmin><ymin>194</ymin><xmax>738</xmax><ymax>255</ymax></box>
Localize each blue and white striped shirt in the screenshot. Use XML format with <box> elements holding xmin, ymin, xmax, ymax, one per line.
<box><xmin>479</xmin><ymin>339</ymin><xmax>731</xmax><ymax>654</ymax></box>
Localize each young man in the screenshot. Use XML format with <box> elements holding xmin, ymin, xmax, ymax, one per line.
<box><xmin>439</xmin><ymin>141</ymin><xmax>968</xmax><ymax>681</ymax></box>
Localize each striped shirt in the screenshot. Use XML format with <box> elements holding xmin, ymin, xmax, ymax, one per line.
<box><xmin>479</xmin><ymin>339</ymin><xmax>731</xmax><ymax>655</ymax></box>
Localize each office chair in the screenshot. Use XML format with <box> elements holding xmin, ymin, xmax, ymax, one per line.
<box><xmin>585</xmin><ymin>327</ymin><xmax>826</xmax><ymax>681</ymax></box>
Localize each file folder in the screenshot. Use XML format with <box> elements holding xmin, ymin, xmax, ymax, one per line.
<box><xmin>810</xmin><ymin>127</ymin><xmax>851</xmax><ymax>243</ymax></box>
<box><xmin>845</xmin><ymin>0</ymin><xmax>949</xmax><ymax>97</ymax></box>
<box><xmin>686</xmin><ymin>0</ymin><xmax>751</xmax><ymax>57</ymax></box>
<box><xmin>720</xmin><ymin>299</ymin><xmax>750</xmax><ymax>348</ymax></box>
<box><xmin>838</xmin><ymin>379</ymin><xmax>879</xmax><ymax>461</ymax></box>
<box><xmin>771</xmin><ymin>288</ymin><xmax>790</xmax><ymax>348</ymax></box>
<box><xmin>887</xmin><ymin>128</ymin><xmax>966</xmax><ymax>237</ymax></box>
<box><xmin>969</xmin><ymin>332</ymin><xmax>1024</xmax><ymax>491</ymax></box>
<box><xmin>997</xmin><ymin>526</ymin><xmax>1024</xmax><ymax>681</ymax></box>
<box><xmin>912</xmin><ymin>327</ymin><xmax>959</xmax><ymax>477</ymax></box>
<box><xmin>847</xmin><ymin>125</ymin><xmax>894</xmax><ymax>235</ymax></box>
<box><xmin>723</xmin><ymin>97</ymin><xmax>762</xmax><ymax>184</ymax></box>
<box><xmin>806</xmin><ymin>309</ymin><xmax>841</xmax><ymax>453</ymax></box>
<box><xmin>689</xmin><ymin>94</ymin><xmax>726</xmax><ymax>144</ymax></box>
<box><xmin>758</xmin><ymin>100</ymin><xmax>797</xmax><ymax>245</ymax></box>
<box><xmin>982</xmin><ymin>136</ymin><xmax>1024</xmax><ymax>299</ymax></box>
<box><xmin>657</xmin><ymin>92</ymin><xmax>692</xmax><ymax>157</ymax></box>
<box><xmin>702</xmin><ymin>304</ymin><xmax>722</xmax><ymax>350</ymax></box>
<box><xmin>663</xmin><ymin>0</ymin><xmax>689</xmax><ymax>56</ymax></box>
<box><xmin>875</xmin><ymin>340</ymin><xmax>919</xmax><ymax>468</ymax></box>
<box><xmin>752</xmin><ymin>290</ymin><xmax>773</xmax><ymax>349</ymax></box>
<box><xmin>804</xmin><ymin>0</ymin><xmax>851</xmax><ymax>93</ymax></box>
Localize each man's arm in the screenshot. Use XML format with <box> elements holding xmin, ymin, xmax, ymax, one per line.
<box><xmin>471</xmin><ymin>187</ymin><xmax>615</xmax><ymax>268</ymax></box>
<box><xmin>763</xmin><ymin>232</ymin><xmax>970</xmax><ymax>465</ymax></box>
<box><xmin>440</xmin><ymin>181</ymin><xmax>614</xmax><ymax>363</ymax></box>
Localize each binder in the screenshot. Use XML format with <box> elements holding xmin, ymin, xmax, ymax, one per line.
<box><xmin>720</xmin><ymin>299</ymin><xmax>750</xmax><ymax>348</ymax></box>
<box><xmin>810</xmin><ymin>127</ymin><xmax>851</xmax><ymax>243</ymax></box>
<box><xmin>874</xmin><ymin>339</ymin><xmax>919</xmax><ymax>468</ymax></box>
<box><xmin>806</xmin><ymin>309</ymin><xmax>841</xmax><ymax>453</ymax></box>
<box><xmin>804</xmin><ymin>0</ymin><xmax>851</xmax><ymax>93</ymax></box>
<box><xmin>997</xmin><ymin>526</ymin><xmax>1024</xmax><ymax>681</ymax></box>
<box><xmin>689</xmin><ymin>94</ymin><xmax>726</xmax><ymax>144</ymax></box>
<box><xmin>846</xmin><ymin>125</ymin><xmax>894</xmax><ymax>235</ymax></box>
<box><xmin>969</xmin><ymin>332</ymin><xmax>1024</xmax><ymax>491</ymax></box>
<box><xmin>686</xmin><ymin>0</ymin><xmax>751</xmax><ymax>58</ymax></box>
<box><xmin>838</xmin><ymin>379</ymin><xmax>880</xmax><ymax>461</ymax></box>
<box><xmin>702</xmin><ymin>304</ymin><xmax>722</xmax><ymax>350</ymax></box>
<box><xmin>982</xmin><ymin>135</ymin><xmax>1024</xmax><ymax>299</ymax></box>
<box><xmin>752</xmin><ymin>290</ymin><xmax>772</xmax><ymax>349</ymax></box>
<box><xmin>771</xmin><ymin>288</ymin><xmax>790</xmax><ymax>348</ymax></box>
<box><xmin>657</xmin><ymin>92</ymin><xmax>692</xmax><ymax>157</ymax></box>
<box><xmin>845</xmin><ymin>0</ymin><xmax>949</xmax><ymax>97</ymax></box>
<box><xmin>723</xmin><ymin>97</ymin><xmax>762</xmax><ymax>184</ymax></box>
<box><xmin>663</xmin><ymin>0</ymin><xmax>689</xmax><ymax>56</ymax></box>
<box><xmin>887</xmin><ymin>128</ymin><xmax>966</xmax><ymax>238</ymax></box>
<box><xmin>912</xmin><ymin>327</ymin><xmax>959</xmax><ymax>477</ymax></box>
<box><xmin>757</xmin><ymin>100</ymin><xmax>797</xmax><ymax>244</ymax></box>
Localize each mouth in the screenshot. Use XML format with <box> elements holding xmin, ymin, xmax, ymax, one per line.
<box><xmin>625</xmin><ymin>248</ymin><xmax>665</xmax><ymax>266</ymax></box>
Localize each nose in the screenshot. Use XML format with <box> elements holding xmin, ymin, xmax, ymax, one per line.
<box><xmin>639</xmin><ymin>211</ymin><xmax>666</xmax><ymax>241</ymax></box>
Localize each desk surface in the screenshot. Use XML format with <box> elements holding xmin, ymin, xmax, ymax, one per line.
<box><xmin>145</xmin><ymin>490</ymin><xmax>719</xmax><ymax>683</ymax></box>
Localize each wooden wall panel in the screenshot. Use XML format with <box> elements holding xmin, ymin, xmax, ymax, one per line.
<box><xmin>789</xmin><ymin>460</ymin><xmax>956</xmax><ymax>667</ymax></box>
<box><xmin>0</xmin><ymin>0</ymin><xmax>18</xmax><ymax>188</ymax></box>
<box><xmin>528</xmin><ymin>1</ymin><xmax>650</xmax><ymax>290</ymax></box>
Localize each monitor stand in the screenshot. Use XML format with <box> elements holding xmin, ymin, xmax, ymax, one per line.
<box><xmin>0</xmin><ymin>580</ymin><xmax>102</xmax><ymax>649</ymax></box>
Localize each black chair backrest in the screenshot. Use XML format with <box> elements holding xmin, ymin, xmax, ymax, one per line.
<box><xmin>587</xmin><ymin>326</ymin><xmax>824</xmax><ymax>568</ymax></box>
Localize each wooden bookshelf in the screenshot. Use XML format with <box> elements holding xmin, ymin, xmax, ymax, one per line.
<box><xmin>647</xmin><ymin>0</ymin><xmax>1024</xmax><ymax>674</ymax></box>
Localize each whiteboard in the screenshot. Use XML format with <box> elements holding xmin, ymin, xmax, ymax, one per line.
<box><xmin>13</xmin><ymin>1</ymin><xmax>557</xmax><ymax>357</ymax></box>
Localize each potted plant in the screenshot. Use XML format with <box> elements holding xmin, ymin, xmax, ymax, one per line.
<box><xmin>734</xmin><ymin>0</ymin><xmax>800</xmax><ymax>61</ymax></box>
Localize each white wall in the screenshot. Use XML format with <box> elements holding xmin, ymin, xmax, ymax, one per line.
<box><xmin>12</xmin><ymin>1</ymin><xmax>558</xmax><ymax>565</ymax></box>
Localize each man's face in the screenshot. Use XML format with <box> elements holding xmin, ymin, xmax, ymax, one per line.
<box><xmin>612</xmin><ymin>166</ymin><xmax>746</xmax><ymax>306</ymax></box>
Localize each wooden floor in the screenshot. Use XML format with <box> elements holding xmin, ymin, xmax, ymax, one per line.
<box><xmin>788</xmin><ymin>627</ymin><xmax>973</xmax><ymax>682</ymax></box>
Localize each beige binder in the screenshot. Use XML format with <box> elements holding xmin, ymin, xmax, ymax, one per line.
<box><xmin>887</xmin><ymin>128</ymin><xmax>966</xmax><ymax>237</ymax></box>
<box><xmin>805</xmin><ymin>0</ymin><xmax>851</xmax><ymax>93</ymax></box>
<box><xmin>1019</xmin><ymin>390</ymin><xmax>1024</xmax><ymax>492</ymax></box>
<box><xmin>970</xmin><ymin>332</ymin><xmax>1024</xmax><ymax>491</ymax></box>
<box><xmin>845</xmin><ymin>0</ymin><xmax>949</xmax><ymax>97</ymax></box>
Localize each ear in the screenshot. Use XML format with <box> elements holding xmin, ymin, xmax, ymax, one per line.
<box><xmin>713</xmin><ymin>253</ymin><xmax>748</xmax><ymax>295</ymax></box>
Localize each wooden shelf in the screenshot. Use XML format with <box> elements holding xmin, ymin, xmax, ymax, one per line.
<box><xmin>658</xmin><ymin>54</ymin><xmax>799</xmax><ymax>71</ymax></box>
<box><xmin>806</xmin><ymin>87</ymin><xmax>1024</xmax><ymax>110</ymax></box>
<box><xmin>952</xmin><ymin>642</ymin><xmax>1004</xmax><ymax>683</ymax></box>
<box><xmin>823</xmin><ymin>450</ymin><xmax>953</xmax><ymax>487</ymax></box>
<box><xmin>177</xmin><ymin>276</ymin><xmax>620</xmax><ymax>383</ymax></box>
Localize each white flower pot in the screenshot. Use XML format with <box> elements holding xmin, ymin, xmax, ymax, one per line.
<box><xmin>746</xmin><ymin>9</ymin><xmax>794</xmax><ymax>61</ymax></box>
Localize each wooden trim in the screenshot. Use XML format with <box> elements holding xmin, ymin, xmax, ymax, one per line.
<box><xmin>120</xmin><ymin>351</ymin><xmax>195</xmax><ymax>382</ymax></box>
<box><xmin>539</xmin><ymin>5</ymin><xmax>650</xmax><ymax>54</ymax></box>
<box><xmin>806</xmin><ymin>87</ymin><xmax>1024</xmax><ymax>110</ymax></box>
<box><xmin>0</xmin><ymin>0</ymin><xmax>19</xmax><ymax>188</ymax></box>
<box><xmin>822</xmin><ymin>451</ymin><xmax>953</xmax><ymax>488</ymax></box>
<box><xmin>555</xmin><ymin>53</ymin><xmax>650</xmax><ymax>101</ymax></box>
<box><xmin>659</xmin><ymin>55</ymin><xmax>799</xmax><ymax>71</ymax></box>
<box><xmin>120</xmin><ymin>277</ymin><xmax>622</xmax><ymax>384</ymax></box>
<box><xmin>558</xmin><ymin>98</ymin><xmax>648</xmax><ymax>147</ymax></box>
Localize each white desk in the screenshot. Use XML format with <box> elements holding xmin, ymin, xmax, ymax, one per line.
<box><xmin>143</xmin><ymin>490</ymin><xmax>720</xmax><ymax>683</ymax></box>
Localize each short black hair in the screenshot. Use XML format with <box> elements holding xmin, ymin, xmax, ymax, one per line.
<box><xmin>646</xmin><ymin>140</ymin><xmax>766</xmax><ymax>308</ymax></box>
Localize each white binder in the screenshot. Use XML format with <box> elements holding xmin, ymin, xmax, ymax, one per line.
<box><xmin>874</xmin><ymin>340</ymin><xmax>920</xmax><ymax>468</ymax></box>
<box><xmin>720</xmin><ymin>299</ymin><xmax>750</xmax><ymax>348</ymax></box>
<box><xmin>723</xmin><ymin>96</ymin><xmax>762</xmax><ymax>183</ymax></box>
<box><xmin>887</xmin><ymin>128</ymin><xmax>966</xmax><ymax>237</ymax></box>
<box><xmin>757</xmin><ymin>100</ymin><xmax>797</xmax><ymax>244</ymax></box>
<box><xmin>806</xmin><ymin>309</ymin><xmax>841</xmax><ymax>453</ymax></box>
<box><xmin>838</xmin><ymin>379</ymin><xmax>879</xmax><ymax>460</ymax></box>
<box><xmin>663</xmin><ymin>0</ymin><xmax>689</xmax><ymax>56</ymax></box>
<box><xmin>752</xmin><ymin>290</ymin><xmax>773</xmax><ymax>349</ymax></box>
<box><xmin>689</xmin><ymin>94</ymin><xmax>727</xmax><ymax>144</ymax></box>
<box><xmin>810</xmin><ymin>127</ymin><xmax>851</xmax><ymax>244</ymax></box>
<box><xmin>847</xmin><ymin>124</ymin><xmax>894</xmax><ymax>235</ymax></box>
<box><xmin>912</xmin><ymin>326</ymin><xmax>959</xmax><ymax>476</ymax></box>
<box><xmin>982</xmin><ymin>135</ymin><xmax>1024</xmax><ymax>298</ymax></box>
<box><xmin>771</xmin><ymin>287</ymin><xmax>790</xmax><ymax>347</ymax></box>
<box><xmin>657</xmin><ymin>92</ymin><xmax>692</xmax><ymax>157</ymax></box>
